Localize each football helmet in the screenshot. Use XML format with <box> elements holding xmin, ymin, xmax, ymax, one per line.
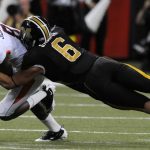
<box><xmin>20</xmin><ymin>16</ymin><xmax>52</xmax><ymax>49</ymax></box>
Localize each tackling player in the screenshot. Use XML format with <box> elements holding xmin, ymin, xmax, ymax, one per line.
<box><xmin>1</xmin><ymin>16</ymin><xmax>150</xmax><ymax>123</ymax></box>
<box><xmin>0</xmin><ymin>23</ymin><xmax>67</xmax><ymax>141</ymax></box>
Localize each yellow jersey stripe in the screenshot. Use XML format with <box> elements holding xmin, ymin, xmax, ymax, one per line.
<box><xmin>126</xmin><ymin>64</ymin><xmax>150</xmax><ymax>79</ymax></box>
<box><xmin>30</xmin><ymin>16</ymin><xmax>49</xmax><ymax>40</ymax></box>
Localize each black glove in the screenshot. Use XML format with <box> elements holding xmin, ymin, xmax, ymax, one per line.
<box><xmin>41</xmin><ymin>84</ymin><xmax>54</xmax><ymax>113</ymax></box>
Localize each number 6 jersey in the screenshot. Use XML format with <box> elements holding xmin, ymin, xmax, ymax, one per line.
<box><xmin>22</xmin><ymin>26</ymin><xmax>98</xmax><ymax>84</ymax></box>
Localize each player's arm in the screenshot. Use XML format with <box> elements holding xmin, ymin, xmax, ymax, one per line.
<box><xmin>0</xmin><ymin>57</ymin><xmax>14</xmax><ymax>89</ymax></box>
<box><xmin>0</xmin><ymin>67</ymin><xmax>44</xmax><ymax>89</ymax></box>
<box><xmin>0</xmin><ymin>72</ymin><xmax>15</xmax><ymax>89</ymax></box>
<box><xmin>12</xmin><ymin>67</ymin><xmax>44</xmax><ymax>86</ymax></box>
<box><xmin>3</xmin><ymin>47</ymin><xmax>46</xmax><ymax>89</ymax></box>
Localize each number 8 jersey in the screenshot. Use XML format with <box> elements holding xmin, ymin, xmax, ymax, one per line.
<box><xmin>0</xmin><ymin>23</ymin><xmax>27</xmax><ymax>69</ymax></box>
<box><xmin>22</xmin><ymin>26</ymin><xmax>98</xmax><ymax>84</ymax></box>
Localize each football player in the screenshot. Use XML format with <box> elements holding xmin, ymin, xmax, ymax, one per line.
<box><xmin>1</xmin><ymin>16</ymin><xmax>150</xmax><ymax>121</ymax></box>
<box><xmin>0</xmin><ymin>23</ymin><xmax>67</xmax><ymax>141</ymax></box>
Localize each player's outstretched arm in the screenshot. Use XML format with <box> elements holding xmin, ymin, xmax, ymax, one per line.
<box><xmin>0</xmin><ymin>67</ymin><xmax>44</xmax><ymax>89</ymax></box>
<box><xmin>0</xmin><ymin>72</ymin><xmax>15</xmax><ymax>89</ymax></box>
<box><xmin>12</xmin><ymin>67</ymin><xmax>44</xmax><ymax>87</ymax></box>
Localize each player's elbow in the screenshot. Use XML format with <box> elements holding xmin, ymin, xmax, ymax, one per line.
<box><xmin>2</xmin><ymin>83</ymin><xmax>15</xmax><ymax>90</ymax></box>
<box><xmin>1</xmin><ymin>78</ymin><xmax>16</xmax><ymax>90</ymax></box>
<box><xmin>12</xmin><ymin>67</ymin><xmax>43</xmax><ymax>86</ymax></box>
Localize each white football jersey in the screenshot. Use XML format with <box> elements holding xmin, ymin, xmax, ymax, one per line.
<box><xmin>0</xmin><ymin>23</ymin><xmax>27</xmax><ymax>70</ymax></box>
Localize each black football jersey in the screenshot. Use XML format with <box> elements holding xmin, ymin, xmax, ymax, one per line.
<box><xmin>22</xmin><ymin>26</ymin><xmax>98</xmax><ymax>84</ymax></box>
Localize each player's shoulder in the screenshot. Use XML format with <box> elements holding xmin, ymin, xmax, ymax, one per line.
<box><xmin>0</xmin><ymin>24</ymin><xmax>7</xmax><ymax>63</ymax></box>
<box><xmin>51</xmin><ymin>26</ymin><xmax>65</xmax><ymax>35</ymax></box>
<box><xmin>0</xmin><ymin>23</ymin><xmax>20</xmax><ymax>40</ymax></box>
<box><xmin>50</xmin><ymin>25</ymin><xmax>76</xmax><ymax>46</ymax></box>
<box><xmin>50</xmin><ymin>26</ymin><xmax>67</xmax><ymax>40</ymax></box>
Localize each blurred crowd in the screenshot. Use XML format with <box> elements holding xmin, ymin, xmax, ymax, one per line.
<box><xmin>0</xmin><ymin>0</ymin><xmax>41</xmax><ymax>29</ymax></box>
<box><xmin>0</xmin><ymin>0</ymin><xmax>109</xmax><ymax>55</ymax></box>
<box><xmin>134</xmin><ymin>0</ymin><xmax>150</xmax><ymax>71</ymax></box>
<box><xmin>0</xmin><ymin>0</ymin><xmax>150</xmax><ymax>71</ymax></box>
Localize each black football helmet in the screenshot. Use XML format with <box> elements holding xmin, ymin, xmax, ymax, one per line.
<box><xmin>20</xmin><ymin>16</ymin><xmax>52</xmax><ymax>49</ymax></box>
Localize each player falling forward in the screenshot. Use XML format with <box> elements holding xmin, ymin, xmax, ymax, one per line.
<box><xmin>0</xmin><ymin>23</ymin><xmax>67</xmax><ymax>141</ymax></box>
<box><xmin>1</xmin><ymin>16</ymin><xmax>150</xmax><ymax>122</ymax></box>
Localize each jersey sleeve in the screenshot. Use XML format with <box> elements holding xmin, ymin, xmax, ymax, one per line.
<box><xmin>0</xmin><ymin>29</ymin><xmax>9</xmax><ymax>64</ymax></box>
<box><xmin>0</xmin><ymin>51</ymin><xmax>6</xmax><ymax>64</ymax></box>
<box><xmin>0</xmin><ymin>45</ymin><xmax>7</xmax><ymax>64</ymax></box>
<box><xmin>21</xmin><ymin>51</ymin><xmax>46</xmax><ymax>74</ymax></box>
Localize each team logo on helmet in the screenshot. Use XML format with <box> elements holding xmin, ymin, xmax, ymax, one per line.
<box><xmin>21</xmin><ymin>27</ymin><xmax>32</xmax><ymax>41</ymax></box>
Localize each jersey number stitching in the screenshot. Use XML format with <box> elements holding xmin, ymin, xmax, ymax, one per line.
<box><xmin>51</xmin><ymin>37</ymin><xmax>81</xmax><ymax>62</ymax></box>
<box><xmin>0</xmin><ymin>24</ymin><xmax>20</xmax><ymax>39</ymax></box>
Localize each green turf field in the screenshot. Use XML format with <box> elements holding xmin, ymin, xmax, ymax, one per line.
<box><xmin>1</xmin><ymin>86</ymin><xmax>150</xmax><ymax>150</ymax></box>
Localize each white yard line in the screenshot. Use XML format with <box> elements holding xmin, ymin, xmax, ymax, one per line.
<box><xmin>0</xmin><ymin>146</ymin><xmax>32</xmax><ymax>150</ymax></box>
<box><xmin>0</xmin><ymin>147</ymin><xmax>70</xmax><ymax>150</ymax></box>
<box><xmin>20</xmin><ymin>115</ymin><xmax>150</xmax><ymax>120</ymax></box>
<box><xmin>55</xmin><ymin>93</ymin><xmax>89</xmax><ymax>97</ymax></box>
<box><xmin>56</xmin><ymin>103</ymin><xmax>107</xmax><ymax>107</ymax></box>
<box><xmin>70</xmin><ymin>131</ymin><xmax>150</xmax><ymax>135</ymax></box>
<box><xmin>137</xmin><ymin>139</ymin><xmax>150</xmax><ymax>142</ymax></box>
<box><xmin>0</xmin><ymin>91</ymin><xmax>89</xmax><ymax>98</ymax></box>
<box><xmin>0</xmin><ymin>128</ymin><xmax>150</xmax><ymax>135</ymax></box>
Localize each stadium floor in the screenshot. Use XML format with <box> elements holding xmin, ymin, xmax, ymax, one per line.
<box><xmin>1</xmin><ymin>85</ymin><xmax>150</xmax><ymax>150</ymax></box>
